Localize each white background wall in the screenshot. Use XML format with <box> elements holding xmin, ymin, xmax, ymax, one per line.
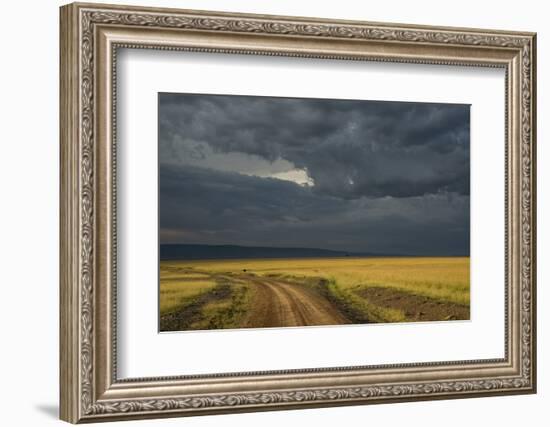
<box><xmin>0</xmin><ymin>0</ymin><xmax>545</xmax><ymax>426</ymax></box>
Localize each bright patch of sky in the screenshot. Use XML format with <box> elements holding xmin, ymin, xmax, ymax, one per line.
<box><xmin>162</xmin><ymin>138</ymin><xmax>314</xmax><ymax>186</ymax></box>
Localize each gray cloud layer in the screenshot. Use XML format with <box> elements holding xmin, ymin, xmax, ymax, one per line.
<box><xmin>159</xmin><ymin>93</ymin><xmax>470</xmax><ymax>255</ymax></box>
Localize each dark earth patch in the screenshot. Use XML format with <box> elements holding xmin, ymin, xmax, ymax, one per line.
<box><xmin>160</xmin><ymin>283</ymin><xmax>232</xmax><ymax>331</ymax></box>
<box><xmin>356</xmin><ymin>286</ymin><xmax>470</xmax><ymax>322</ymax></box>
<box><xmin>316</xmin><ymin>279</ymin><xmax>372</xmax><ymax>324</ymax></box>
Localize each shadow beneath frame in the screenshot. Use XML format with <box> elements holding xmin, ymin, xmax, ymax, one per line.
<box><xmin>35</xmin><ymin>404</ymin><xmax>58</xmax><ymax>419</ymax></box>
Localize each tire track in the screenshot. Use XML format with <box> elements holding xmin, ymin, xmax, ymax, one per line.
<box><xmin>244</xmin><ymin>276</ymin><xmax>350</xmax><ymax>328</ymax></box>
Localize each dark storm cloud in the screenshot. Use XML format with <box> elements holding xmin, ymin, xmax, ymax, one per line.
<box><xmin>158</xmin><ymin>92</ymin><xmax>470</xmax><ymax>255</ymax></box>
<box><xmin>159</xmin><ymin>93</ymin><xmax>469</xmax><ymax>199</ymax></box>
<box><xmin>160</xmin><ymin>164</ymin><xmax>469</xmax><ymax>255</ymax></box>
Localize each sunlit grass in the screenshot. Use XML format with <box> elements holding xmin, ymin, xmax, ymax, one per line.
<box><xmin>189</xmin><ymin>282</ymin><xmax>252</xmax><ymax>330</ymax></box>
<box><xmin>159</xmin><ymin>265</ymin><xmax>218</xmax><ymax>315</ymax></box>
<box><xmin>169</xmin><ymin>257</ymin><xmax>469</xmax><ymax>306</ymax></box>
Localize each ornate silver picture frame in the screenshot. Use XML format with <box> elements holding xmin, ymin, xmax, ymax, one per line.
<box><xmin>60</xmin><ymin>2</ymin><xmax>536</xmax><ymax>423</ymax></box>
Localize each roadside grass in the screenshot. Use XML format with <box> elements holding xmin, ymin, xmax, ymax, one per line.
<box><xmin>325</xmin><ymin>258</ymin><xmax>470</xmax><ymax>306</ymax></box>
<box><xmin>323</xmin><ymin>278</ymin><xmax>406</xmax><ymax>323</ymax></box>
<box><xmin>188</xmin><ymin>282</ymin><xmax>252</xmax><ymax>330</ymax></box>
<box><xmin>159</xmin><ymin>264</ymin><xmax>219</xmax><ymax>316</ymax></box>
<box><xmin>160</xmin><ymin>280</ymin><xmax>218</xmax><ymax>316</ymax></box>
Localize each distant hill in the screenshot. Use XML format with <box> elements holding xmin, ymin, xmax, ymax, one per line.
<box><xmin>159</xmin><ymin>244</ymin><xmax>383</xmax><ymax>261</ymax></box>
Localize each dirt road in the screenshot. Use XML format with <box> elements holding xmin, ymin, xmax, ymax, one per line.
<box><xmin>160</xmin><ymin>271</ymin><xmax>468</xmax><ymax>331</ymax></box>
<box><xmin>243</xmin><ymin>276</ymin><xmax>350</xmax><ymax>328</ymax></box>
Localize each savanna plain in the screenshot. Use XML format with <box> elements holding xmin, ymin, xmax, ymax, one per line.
<box><xmin>159</xmin><ymin>257</ymin><xmax>470</xmax><ymax>331</ymax></box>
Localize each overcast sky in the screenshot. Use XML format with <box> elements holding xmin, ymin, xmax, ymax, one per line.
<box><xmin>159</xmin><ymin>93</ymin><xmax>470</xmax><ymax>256</ymax></box>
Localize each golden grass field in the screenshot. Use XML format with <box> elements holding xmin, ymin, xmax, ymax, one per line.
<box><xmin>159</xmin><ymin>257</ymin><xmax>470</xmax><ymax>331</ymax></box>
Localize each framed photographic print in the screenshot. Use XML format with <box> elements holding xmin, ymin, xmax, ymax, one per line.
<box><xmin>60</xmin><ymin>2</ymin><xmax>537</xmax><ymax>423</ymax></box>
<box><xmin>157</xmin><ymin>93</ymin><xmax>472</xmax><ymax>332</ymax></box>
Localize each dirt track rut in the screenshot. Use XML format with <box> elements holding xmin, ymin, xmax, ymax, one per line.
<box><xmin>243</xmin><ymin>276</ymin><xmax>349</xmax><ymax>328</ymax></box>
